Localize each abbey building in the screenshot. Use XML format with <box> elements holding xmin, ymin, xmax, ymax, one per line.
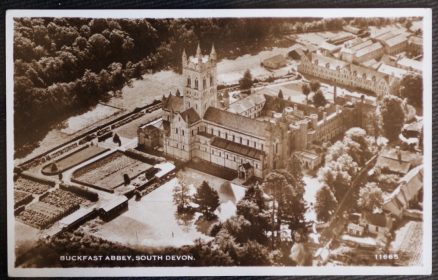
<box><xmin>158</xmin><ymin>44</ymin><xmax>374</xmax><ymax>179</ymax></box>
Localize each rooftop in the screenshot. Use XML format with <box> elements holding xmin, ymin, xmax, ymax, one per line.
<box><xmin>377</xmin><ymin>63</ymin><xmax>408</xmax><ymax>79</ymax></box>
<box><xmin>355</xmin><ymin>42</ymin><xmax>383</xmax><ymax>58</ymax></box>
<box><xmin>179</xmin><ymin>107</ymin><xmax>201</xmax><ymax>125</ymax></box>
<box><xmin>384</xmin><ymin>34</ymin><xmax>407</xmax><ymax>47</ymax></box>
<box><xmin>397</xmin><ymin>57</ymin><xmax>422</xmax><ymax>72</ymax></box>
<box><xmin>228</xmin><ymin>93</ymin><xmax>266</xmax><ymax>115</ymax></box>
<box><xmin>311</xmin><ymin>53</ymin><xmax>348</xmax><ymax>71</ymax></box>
<box><xmin>162</xmin><ymin>94</ymin><xmax>183</xmax><ymax>112</ymax></box>
<box><xmin>204</xmin><ymin>107</ymin><xmax>270</xmax><ymax>138</ymax></box>
<box><xmin>211</xmin><ymin>137</ymin><xmax>264</xmax><ymax>160</ymax></box>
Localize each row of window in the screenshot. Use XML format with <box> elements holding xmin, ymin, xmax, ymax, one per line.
<box><xmin>187</xmin><ymin>76</ymin><xmax>214</xmax><ymax>89</ymax></box>
<box><xmin>207</xmin><ymin>127</ymin><xmax>264</xmax><ymax>150</ymax></box>
<box><xmin>211</xmin><ymin>148</ymin><xmax>259</xmax><ymax>169</ymax></box>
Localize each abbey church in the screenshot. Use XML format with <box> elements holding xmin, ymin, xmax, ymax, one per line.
<box><xmin>158</xmin><ymin>44</ymin><xmax>375</xmax><ymax>179</ymax></box>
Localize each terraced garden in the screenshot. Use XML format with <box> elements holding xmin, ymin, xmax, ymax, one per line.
<box><xmin>72</xmin><ymin>151</ymin><xmax>152</xmax><ymax>192</ymax></box>
<box><xmin>17</xmin><ymin>189</ymin><xmax>87</xmax><ymax>229</ymax></box>
<box><xmin>41</xmin><ymin>145</ymin><xmax>108</xmax><ymax>175</ymax></box>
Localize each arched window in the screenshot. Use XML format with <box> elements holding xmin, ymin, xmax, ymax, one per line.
<box><xmin>203</xmin><ymin>78</ymin><xmax>206</xmax><ymax>89</ymax></box>
<box><xmin>187</xmin><ymin>77</ymin><xmax>191</xmax><ymax>87</ymax></box>
<box><xmin>210</xmin><ymin>76</ymin><xmax>213</xmax><ymax>86</ymax></box>
<box><xmin>195</xmin><ymin>78</ymin><xmax>198</xmax><ymax>89</ymax></box>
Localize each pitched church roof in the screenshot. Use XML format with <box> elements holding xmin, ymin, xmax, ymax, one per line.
<box><xmin>203</xmin><ymin>107</ymin><xmax>269</xmax><ymax>138</ymax></box>
<box><xmin>162</xmin><ymin>95</ymin><xmax>183</xmax><ymax>112</ymax></box>
<box><xmin>179</xmin><ymin>107</ymin><xmax>201</xmax><ymax>125</ymax></box>
<box><xmin>211</xmin><ymin>137</ymin><xmax>264</xmax><ymax>160</ymax></box>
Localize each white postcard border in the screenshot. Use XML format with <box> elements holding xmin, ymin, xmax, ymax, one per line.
<box><xmin>6</xmin><ymin>8</ymin><xmax>432</xmax><ymax>277</ymax></box>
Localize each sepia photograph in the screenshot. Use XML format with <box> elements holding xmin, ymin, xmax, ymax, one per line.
<box><xmin>6</xmin><ymin>8</ymin><xmax>432</xmax><ymax>277</ymax></box>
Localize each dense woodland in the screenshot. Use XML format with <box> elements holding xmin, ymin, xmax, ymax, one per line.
<box><xmin>13</xmin><ymin>17</ymin><xmax>413</xmax><ymax>156</ymax></box>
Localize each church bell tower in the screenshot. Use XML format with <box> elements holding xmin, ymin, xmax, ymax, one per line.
<box><xmin>182</xmin><ymin>43</ymin><xmax>218</xmax><ymax>117</ymax></box>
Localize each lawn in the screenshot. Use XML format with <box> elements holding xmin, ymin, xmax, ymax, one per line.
<box><xmin>61</xmin><ymin>103</ymin><xmax>122</xmax><ymax>135</ymax></box>
<box><xmin>105</xmin><ymin>70</ymin><xmax>184</xmax><ymax>111</ymax></box>
<box><xmin>41</xmin><ymin>145</ymin><xmax>108</xmax><ymax>175</ymax></box>
<box><xmin>72</xmin><ymin>151</ymin><xmax>152</xmax><ymax>191</ymax></box>
<box><xmin>88</xmin><ymin>178</ymin><xmax>211</xmax><ymax>248</ymax></box>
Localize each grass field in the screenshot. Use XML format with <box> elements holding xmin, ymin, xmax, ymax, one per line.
<box><xmin>42</xmin><ymin>146</ymin><xmax>108</xmax><ymax>175</ymax></box>
<box><xmin>72</xmin><ymin>151</ymin><xmax>152</xmax><ymax>191</ymax></box>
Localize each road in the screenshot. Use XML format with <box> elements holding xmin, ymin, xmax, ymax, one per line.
<box><xmin>320</xmin><ymin>154</ymin><xmax>378</xmax><ymax>244</ymax></box>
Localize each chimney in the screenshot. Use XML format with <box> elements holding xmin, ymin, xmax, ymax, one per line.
<box><xmin>396</xmin><ymin>146</ymin><xmax>402</xmax><ymax>162</ymax></box>
<box><xmin>333</xmin><ymin>85</ymin><xmax>337</xmax><ymax>104</ymax></box>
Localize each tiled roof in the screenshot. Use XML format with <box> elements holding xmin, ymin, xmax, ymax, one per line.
<box><xmin>397</xmin><ymin>57</ymin><xmax>422</xmax><ymax>72</ymax></box>
<box><xmin>179</xmin><ymin>107</ymin><xmax>201</xmax><ymax>125</ymax></box>
<box><xmin>204</xmin><ymin>107</ymin><xmax>269</xmax><ymax>138</ymax></box>
<box><xmin>211</xmin><ymin>137</ymin><xmax>264</xmax><ymax>160</ymax></box>
<box><xmin>351</xmin><ymin>40</ymin><xmax>373</xmax><ymax>52</ymax></box>
<box><xmin>311</xmin><ymin>53</ymin><xmax>348</xmax><ymax>71</ymax></box>
<box><xmin>377</xmin><ymin>63</ymin><xmax>408</xmax><ymax>79</ymax></box>
<box><xmin>375</xmin><ymin>148</ymin><xmax>421</xmax><ymax>174</ymax></box>
<box><xmin>363</xmin><ymin>212</ymin><xmax>388</xmax><ymax>228</ymax></box>
<box><xmin>162</xmin><ymin>95</ymin><xmax>183</xmax><ymax>112</ymax></box>
<box><xmin>384</xmin><ymin>34</ymin><xmax>407</xmax><ymax>47</ymax></box>
<box><xmin>228</xmin><ymin>94</ymin><xmax>266</xmax><ymax>114</ymax></box>
<box><xmin>355</xmin><ymin>42</ymin><xmax>383</xmax><ymax>58</ymax></box>
<box><xmin>263</xmin><ymin>54</ymin><xmax>287</xmax><ymax>65</ymax></box>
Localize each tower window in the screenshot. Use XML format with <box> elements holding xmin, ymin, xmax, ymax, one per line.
<box><xmin>195</xmin><ymin>79</ymin><xmax>198</xmax><ymax>89</ymax></box>
<box><xmin>203</xmin><ymin>78</ymin><xmax>206</xmax><ymax>89</ymax></box>
<box><xmin>187</xmin><ymin>77</ymin><xmax>191</xmax><ymax>87</ymax></box>
<box><xmin>210</xmin><ymin>76</ymin><xmax>213</xmax><ymax>86</ymax></box>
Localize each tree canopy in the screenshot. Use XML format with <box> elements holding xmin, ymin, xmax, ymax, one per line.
<box><xmin>239</xmin><ymin>69</ymin><xmax>253</xmax><ymax>92</ymax></box>
<box><xmin>378</xmin><ymin>95</ymin><xmax>405</xmax><ymax>142</ymax></box>
<box><xmin>399</xmin><ymin>73</ymin><xmax>423</xmax><ymax>108</ymax></box>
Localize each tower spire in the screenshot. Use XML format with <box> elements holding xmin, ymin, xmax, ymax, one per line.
<box><xmin>196</xmin><ymin>43</ymin><xmax>202</xmax><ymax>59</ymax></box>
<box><xmin>210</xmin><ymin>44</ymin><xmax>217</xmax><ymax>61</ymax></box>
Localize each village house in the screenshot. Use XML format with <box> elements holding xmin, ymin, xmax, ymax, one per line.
<box><xmin>262</xmin><ymin>54</ymin><xmax>287</xmax><ymax>69</ymax></box>
<box><xmin>359</xmin><ymin>212</ymin><xmax>393</xmax><ymax>237</ymax></box>
<box><xmin>375</xmin><ymin>146</ymin><xmax>422</xmax><ymax>175</ymax></box>
<box><xmin>383</xmin><ymin>165</ymin><xmax>423</xmax><ymax>219</ymax></box>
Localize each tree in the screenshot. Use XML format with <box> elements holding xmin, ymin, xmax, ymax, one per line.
<box><xmin>312</xmin><ymin>89</ymin><xmax>327</xmax><ymax>107</ymax></box>
<box><xmin>309</xmin><ymin>80</ymin><xmax>321</xmax><ymax>92</ymax></box>
<box><xmin>193</xmin><ymin>181</ymin><xmax>220</xmax><ymax>219</ymax></box>
<box><xmin>239</xmin><ymin>69</ymin><xmax>253</xmax><ymax>92</ymax></box>
<box><xmin>278</xmin><ymin>89</ymin><xmax>284</xmax><ymax>99</ymax></box>
<box><xmin>357</xmin><ymin>182</ymin><xmax>384</xmax><ymax>212</ymax></box>
<box><xmin>399</xmin><ymin>73</ymin><xmax>422</xmax><ymax>108</ymax></box>
<box><xmin>301</xmin><ymin>83</ymin><xmax>311</xmax><ymax>102</ymax></box>
<box><xmin>314</xmin><ymin>185</ymin><xmax>338</xmax><ymax>222</ymax></box>
<box><xmin>378</xmin><ymin>95</ymin><xmax>405</xmax><ymax>142</ymax></box>
<box><xmin>237</xmin><ymin>240</ymin><xmax>272</xmax><ymax>265</ymax></box>
<box><xmin>173</xmin><ymin>179</ymin><xmax>192</xmax><ymax>212</ymax></box>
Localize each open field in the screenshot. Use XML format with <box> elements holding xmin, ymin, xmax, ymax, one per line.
<box><xmin>114</xmin><ymin>109</ymin><xmax>162</xmax><ymax>139</ymax></box>
<box><xmin>41</xmin><ymin>146</ymin><xmax>108</xmax><ymax>175</ymax></box>
<box><xmin>87</xmin><ymin>178</ymin><xmax>211</xmax><ymax>248</ymax></box>
<box><xmin>61</xmin><ymin>103</ymin><xmax>122</xmax><ymax>135</ymax></box>
<box><xmin>106</xmin><ymin>71</ymin><xmax>184</xmax><ymax>111</ymax></box>
<box><xmin>217</xmin><ymin>46</ymin><xmax>297</xmax><ymax>85</ymax></box>
<box><xmin>15</xmin><ymin>177</ymin><xmax>53</xmax><ymax>195</ymax></box>
<box><xmin>72</xmin><ymin>151</ymin><xmax>152</xmax><ymax>191</ymax></box>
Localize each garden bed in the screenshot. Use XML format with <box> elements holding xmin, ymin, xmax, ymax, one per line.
<box><xmin>41</xmin><ymin>145</ymin><xmax>108</xmax><ymax>175</ymax></box>
<box><xmin>17</xmin><ymin>189</ymin><xmax>88</xmax><ymax>229</ymax></box>
<box><xmin>14</xmin><ymin>177</ymin><xmax>53</xmax><ymax>195</ymax></box>
<box><xmin>14</xmin><ymin>191</ymin><xmax>33</xmax><ymax>208</ymax></box>
<box><xmin>72</xmin><ymin>151</ymin><xmax>153</xmax><ymax>192</ymax></box>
